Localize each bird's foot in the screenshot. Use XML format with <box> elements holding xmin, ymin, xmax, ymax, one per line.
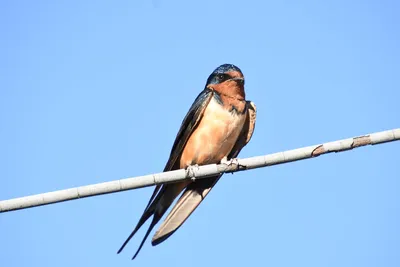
<box><xmin>220</xmin><ymin>156</ymin><xmax>238</xmax><ymax>166</ymax></box>
<box><xmin>186</xmin><ymin>164</ymin><xmax>200</xmax><ymax>182</ymax></box>
<box><xmin>220</xmin><ymin>157</ymin><xmax>242</xmax><ymax>173</ymax></box>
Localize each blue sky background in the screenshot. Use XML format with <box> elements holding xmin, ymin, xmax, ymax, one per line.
<box><xmin>1</xmin><ymin>1</ymin><xmax>399</xmax><ymax>266</ymax></box>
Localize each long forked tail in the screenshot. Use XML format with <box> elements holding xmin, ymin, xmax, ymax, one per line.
<box><xmin>118</xmin><ymin>182</ymin><xmax>189</xmax><ymax>259</ymax></box>
<box><xmin>130</xmin><ymin>216</ymin><xmax>159</xmax><ymax>260</ymax></box>
<box><xmin>117</xmin><ymin>185</ymin><xmax>163</xmax><ymax>255</ymax></box>
<box><xmin>151</xmin><ymin>176</ymin><xmax>221</xmax><ymax>246</ymax></box>
<box><xmin>117</xmin><ymin>207</ymin><xmax>154</xmax><ymax>254</ymax></box>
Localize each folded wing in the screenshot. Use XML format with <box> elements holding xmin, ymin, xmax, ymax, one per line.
<box><xmin>117</xmin><ymin>89</ymin><xmax>214</xmax><ymax>259</ymax></box>
<box><xmin>151</xmin><ymin>101</ymin><xmax>257</xmax><ymax>245</ymax></box>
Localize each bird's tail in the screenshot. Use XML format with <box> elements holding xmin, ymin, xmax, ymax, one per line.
<box><xmin>151</xmin><ymin>176</ymin><xmax>221</xmax><ymax>246</ymax></box>
<box><xmin>118</xmin><ymin>181</ymin><xmax>189</xmax><ymax>259</ymax></box>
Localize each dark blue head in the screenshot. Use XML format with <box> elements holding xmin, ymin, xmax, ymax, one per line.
<box><xmin>206</xmin><ymin>64</ymin><xmax>244</xmax><ymax>86</ymax></box>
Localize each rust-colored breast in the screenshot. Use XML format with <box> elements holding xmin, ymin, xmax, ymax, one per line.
<box><xmin>180</xmin><ymin>96</ymin><xmax>247</xmax><ymax>168</ymax></box>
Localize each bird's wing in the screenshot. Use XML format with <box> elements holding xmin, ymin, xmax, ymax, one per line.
<box><xmin>229</xmin><ymin>101</ymin><xmax>257</xmax><ymax>158</ymax></box>
<box><xmin>151</xmin><ymin>101</ymin><xmax>257</xmax><ymax>246</ymax></box>
<box><xmin>117</xmin><ymin>88</ymin><xmax>214</xmax><ymax>259</ymax></box>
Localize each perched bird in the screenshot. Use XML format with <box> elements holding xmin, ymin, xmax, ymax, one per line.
<box><xmin>118</xmin><ymin>63</ymin><xmax>257</xmax><ymax>259</ymax></box>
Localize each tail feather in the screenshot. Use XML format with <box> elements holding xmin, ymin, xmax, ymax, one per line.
<box><xmin>118</xmin><ymin>181</ymin><xmax>189</xmax><ymax>257</ymax></box>
<box><xmin>117</xmin><ymin>186</ymin><xmax>164</xmax><ymax>254</ymax></box>
<box><xmin>117</xmin><ymin>205</ymin><xmax>155</xmax><ymax>254</ymax></box>
<box><xmin>151</xmin><ymin>176</ymin><xmax>220</xmax><ymax>246</ymax></box>
<box><xmin>131</xmin><ymin>216</ymin><xmax>159</xmax><ymax>260</ymax></box>
<box><xmin>145</xmin><ymin>185</ymin><xmax>161</xmax><ymax>210</ymax></box>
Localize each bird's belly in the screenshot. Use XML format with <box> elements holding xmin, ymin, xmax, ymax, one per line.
<box><xmin>180</xmin><ymin>98</ymin><xmax>246</xmax><ymax>168</ymax></box>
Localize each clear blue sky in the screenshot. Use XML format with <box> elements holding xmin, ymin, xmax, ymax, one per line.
<box><xmin>1</xmin><ymin>1</ymin><xmax>399</xmax><ymax>266</ymax></box>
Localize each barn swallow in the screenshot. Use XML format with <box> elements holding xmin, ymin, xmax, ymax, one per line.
<box><xmin>117</xmin><ymin>64</ymin><xmax>257</xmax><ymax>259</ymax></box>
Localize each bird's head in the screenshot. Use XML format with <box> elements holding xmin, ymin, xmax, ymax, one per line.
<box><xmin>205</xmin><ymin>64</ymin><xmax>245</xmax><ymax>100</ymax></box>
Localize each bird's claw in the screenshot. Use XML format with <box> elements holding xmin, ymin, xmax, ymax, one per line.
<box><xmin>220</xmin><ymin>157</ymin><xmax>239</xmax><ymax>166</ymax></box>
<box><xmin>220</xmin><ymin>157</ymin><xmax>241</xmax><ymax>173</ymax></box>
<box><xmin>186</xmin><ymin>164</ymin><xmax>200</xmax><ymax>181</ymax></box>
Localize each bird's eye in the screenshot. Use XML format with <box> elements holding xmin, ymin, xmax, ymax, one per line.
<box><xmin>218</xmin><ymin>74</ymin><xmax>225</xmax><ymax>81</ymax></box>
